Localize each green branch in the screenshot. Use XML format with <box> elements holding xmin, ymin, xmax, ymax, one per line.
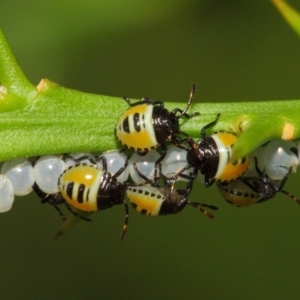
<box><xmin>0</xmin><ymin>25</ymin><xmax>300</xmax><ymax>163</ymax></box>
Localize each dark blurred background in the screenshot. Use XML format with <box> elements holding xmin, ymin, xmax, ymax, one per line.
<box><xmin>0</xmin><ymin>1</ymin><xmax>300</xmax><ymax>299</ymax></box>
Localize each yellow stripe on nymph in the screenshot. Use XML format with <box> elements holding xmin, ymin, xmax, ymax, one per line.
<box><xmin>216</xmin><ymin>132</ymin><xmax>237</xmax><ymax>146</ymax></box>
<box><xmin>217</xmin><ymin>158</ymin><xmax>249</xmax><ymax>182</ymax></box>
<box><xmin>120</xmin><ymin>104</ymin><xmax>148</xmax><ymax>119</ymax></box>
<box><xmin>127</xmin><ymin>186</ymin><xmax>165</xmax><ymax>216</ymax></box>
<box><xmin>213</xmin><ymin>133</ymin><xmax>249</xmax><ymax>181</ymax></box>
<box><xmin>116</xmin><ymin>104</ymin><xmax>157</xmax><ymax>151</ymax></box>
<box><xmin>59</xmin><ymin>164</ymin><xmax>104</xmax><ymax>212</ymax></box>
<box><xmin>219</xmin><ymin>189</ymin><xmax>259</xmax><ymax>206</ymax></box>
<box><xmin>61</xmin><ymin>165</ymin><xmax>99</xmax><ymax>187</ymax></box>
<box><xmin>123</xmin><ymin>130</ymin><xmax>157</xmax><ymax>150</ymax></box>
<box><xmin>218</xmin><ymin>181</ymin><xmax>260</xmax><ymax>207</ymax></box>
<box><xmin>62</xmin><ymin>193</ymin><xmax>98</xmax><ymax>211</ymax></box>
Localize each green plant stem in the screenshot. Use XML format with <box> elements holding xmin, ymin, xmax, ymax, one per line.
<box><xmin>0</xmin><ymin>26</ymin><xmax>300</xmax><ymax>163</ymax></box>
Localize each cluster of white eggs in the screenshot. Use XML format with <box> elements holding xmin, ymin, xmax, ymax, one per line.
<box><xmin>244</xmin><ymin>139</ymin><xmax>299</xmax><ymax>179</ymax></box>
<box><xmin>0</xmin><ymin>139</ymin><xmax>299</xmax><ymax>213</ymax></box>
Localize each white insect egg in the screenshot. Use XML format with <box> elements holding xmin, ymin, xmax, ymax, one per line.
<box><xmin>97</xmin><ymin>150</ymin><xmax>129</xmax><ymax>183</ymax></box>
<box><xmin>1</xmin><ymin>158</ymin><xmax>35</xmax><ymax>196</ymax></box>
<box><xmin>0</xmin><ymin>175</ymin><xmax>14</xmax><ymax>212</ymax></box>
<box><xmin>129</xmin><ymin>150</ymin><xmax>160</xmax><ymax>184</ymax></box>
<box><xmin>64</xmin><ymin>152</ymin><xmax>95</xmax><ymax>169</ymax></box>
<box><xmin>263</xmin><ymin>139</ymin><xmax>298</xmax><ymax>180</ymax></box>
<box><xmin>161</xmin><ymin>146</ymin><xmax>193</xmax><ymax>181</ymax></box>
<box><xmin>34</xmin><ymin>155</ymin><xmax>66</xmax><ymax>193</ymax></box>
